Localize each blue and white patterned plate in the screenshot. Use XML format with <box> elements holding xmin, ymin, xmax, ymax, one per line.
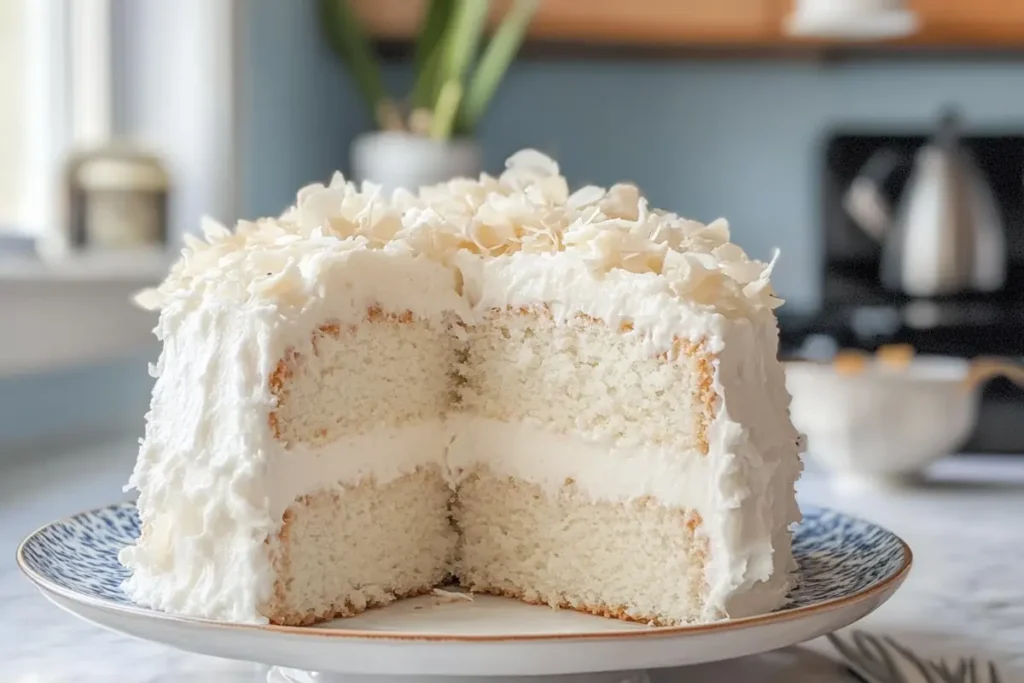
<box><xmin>17</xmin><ymin>503</ymin><xmax>912</xmax><ymax>676</ymax></box>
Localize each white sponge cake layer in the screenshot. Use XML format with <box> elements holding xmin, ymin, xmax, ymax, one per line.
<box><xmin>267</xmin><ymin>466</ymin><xmax>456</xmax><ymax>626</ymax></box>
<box><xmin>269</xmin><ymin>314</ymin><xmax>456</xmax><ymax>448</ymax></box>
<box><xmin>458</xmin><ymin>307</ymin><xmax>713</xmax><ymax>453</ymax></box>
<box><xmin>455</xmin><ymin>467</ymin><xmax>709</xmax><ymax>626</ymax></box>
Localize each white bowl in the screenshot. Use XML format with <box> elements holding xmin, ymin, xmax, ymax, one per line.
<box><xmin>785</xmin><ymin>356</ymin><xmax>1021</xmax><ymax>492</ymax></box>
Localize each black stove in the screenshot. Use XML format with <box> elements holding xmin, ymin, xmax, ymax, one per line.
<box><xmin>781</xmin><ymin>128</ymin><xmax>1024</xmax><ymax>453</ymax></box>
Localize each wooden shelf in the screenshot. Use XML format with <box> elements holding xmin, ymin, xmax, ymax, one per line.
<box><xmin>353</xmin><ymin>0</ymin><xmax>784</xmax><ymax>47</ymax></box>
<box><xmin>904</xmin><ymin>0</ymin><xmax>1024</xmax><ymax>47</ymax></box>
<box><xmin>350</xmin><ymin>0</ymin><xmax>1024</xmax><ymax>51</ymax></box>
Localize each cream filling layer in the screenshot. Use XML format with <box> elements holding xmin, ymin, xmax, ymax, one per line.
<box><xmin>267</xmin><ymin>421</ymin><xmax>450</xmax><ymax>524</ymax></box>
<box><xmin>266</xmin><ymin>416</ymin><xmax>713</xmax><ymax>526</ymax></box>
<box><xmin>446</xmin><ymin>416</ymin><xmax>712</xmax><ymax>509</ymax></box>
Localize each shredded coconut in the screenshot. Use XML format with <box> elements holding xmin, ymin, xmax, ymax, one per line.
<box><xmin>136</xmin><ymin>150</ymin><xmax>784</xmax><ymax>315</ymax></box>
<box><xmin>430</xmin><ymin>588</ymin><xmax>475</xmax><ymax>604</ymax></box>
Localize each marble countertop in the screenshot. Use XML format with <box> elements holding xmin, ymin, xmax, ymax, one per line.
<box><xmin>3</xmin><ymin>438</ymin><xmax>1024</xmax><ymax>682</ymax></box>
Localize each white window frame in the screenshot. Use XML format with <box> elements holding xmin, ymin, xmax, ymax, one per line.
<box><xmin>0</xmin><ymin>0</ymin><xmax>245</xmax><ymax>376</ymax></box>
<box><xmin>5</xmin><ymin>0</ymin><xmax>242</xmax><ymax>246</ymax></box>
<box><xmin>109</xmin><ymin>0</ymin><xmax>242</xmax><ymax>245</ymax></box>
<box><xmin>15</xmin><ymin>0</ymin><xmax>71</xmax><ymax>238</ymax></box>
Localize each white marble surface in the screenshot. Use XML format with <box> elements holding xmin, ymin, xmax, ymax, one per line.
<box><xmin>3</xmin><ymin>437</ymin><xmax>1023</xmax><ymax>682</ymax></box>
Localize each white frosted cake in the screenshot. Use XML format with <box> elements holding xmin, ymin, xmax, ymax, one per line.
<box><xmin>119</xmin><ymin>150</ymin><xmax>804</xmax><ymax>627</ymax></box>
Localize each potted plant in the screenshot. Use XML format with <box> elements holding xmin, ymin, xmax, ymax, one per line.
<box><xmin>320</xmin><ymin>0</ymin><xmax>538</xmax><ymax>192</ymax></box>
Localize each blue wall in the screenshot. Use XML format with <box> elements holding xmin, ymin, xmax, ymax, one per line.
<box><xmin>240</xmin><ymin>0</ymin><xmax>1024</xmax><ymax>312</ymax></box>
<box><xmin>240</xmin><ymin>0</ymin><xmax>373</xmax><ymax>222</ymax></box>
<box><xmin>4</xmin><ymin>0</ymin><xmax>1024</xmax><ymax>446</ymax></box>
<box><xmin>480</xmin><ymin>60</ymin><xmax>1024</xmax><ymax>310</ymax></box>
<box><xmin>0</xmin><ymin>354</ymin><xmax>154</xmax><ymax>447</ymax></box>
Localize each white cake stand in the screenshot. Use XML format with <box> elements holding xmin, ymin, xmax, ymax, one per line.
<box><xmin>266</xmin><ymin>668</ymin><xmax>651</xmax><ymax>683</ymax></box>
<box><xmin>40</xmin><ymin>588</ymin><xmax>904</xmax><ymax>682</ymax></box>
<box><xmin>17</xmin><ymin>503</ymin><xmax>913</xmax><ymax>682</ymax></box>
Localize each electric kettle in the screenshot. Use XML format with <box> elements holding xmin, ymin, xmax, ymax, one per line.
<box><xmin>843</xmin><ymin>111</ymin><xmax>1006</xmax><ymax>297</ymax></box>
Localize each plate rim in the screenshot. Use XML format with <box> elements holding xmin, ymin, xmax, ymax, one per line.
<box><xmin>16</xmin><ymin>501</ymin><xmax>913</xmax><ymax>643</ymax></box>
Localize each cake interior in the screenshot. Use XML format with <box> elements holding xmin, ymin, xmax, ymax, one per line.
<box><xmin>264</xmin><ymin>305</ymin><xmax>721</xmax><ymax>627</ymax></box>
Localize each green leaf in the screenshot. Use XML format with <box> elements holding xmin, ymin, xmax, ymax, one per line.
<box><xmin>413</xmin><ymin>0</ymin><xmax>454</xmax><ymax>73</ymax></box>
<box><xmin>411</xmin><ymin>47</ymin><xmax>443</xmax><ymax>110</ymax></box>
<box><xmin>318</xmin><ymin>0</ymin><xmax>389</xmax><ymax>125</ymax></box>
<box><xmin>442</xmin><ymin>0</ymin><xmax>490</xmax><ymax>87</ymax></box>
<box><xmin>430</xmin><ymin>80</ymin><xmax>464</xmax><ymax>141</ymax></box>
<box><xmin>457</xmin><ymin>0</ymin><xmax>537</xmax><ymax>134</ymax></box>
<box><xmin>411</xmin><ymin>0</ymin><xmax>454</xmax><ymax>109</ymax></box>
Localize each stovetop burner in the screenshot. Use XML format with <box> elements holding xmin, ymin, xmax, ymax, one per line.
<box><xmin>780</xmin><ymin>302</ymin><xmax>1024</xmax><ymax>359</ymax></box>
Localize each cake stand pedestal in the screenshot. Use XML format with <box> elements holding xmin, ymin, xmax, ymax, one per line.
<box><xmin>268</xmin><ymin>668</ymin><xmax>650</xmax><ymax>683</ymax></box>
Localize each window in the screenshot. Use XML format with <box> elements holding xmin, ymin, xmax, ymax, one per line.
<box><xmin>0</xmin><ymin>0</ymin><xmax>68</xmax><ymax>238</ymax></box>
<box><xmin>0</xmin><ymin>0</ymin><xmax>239</xmax><ymax>246</ymax></box>
<box><xmin>0</xmin><ymin>0</ymin><xmax>26</xmax><ymax>232</ymax></box>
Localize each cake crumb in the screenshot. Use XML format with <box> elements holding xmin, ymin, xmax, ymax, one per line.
<box><xmin>431</xmin><ymin>588</ymin><xmax>474</xmax><ymax>604</ymax></box>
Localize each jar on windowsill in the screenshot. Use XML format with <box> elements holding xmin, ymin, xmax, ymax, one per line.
<box><xmin>63</xmin><ymin>145</ymin><xmax>170</xmax><ymax>253</ymax></box>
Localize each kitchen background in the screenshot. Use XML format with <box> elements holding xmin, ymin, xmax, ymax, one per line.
<box><xmin>2</xmin><ymin>0</ymin><xmax>1023</xmax><ymax>450</ymax></box>
<box><xmin>7</xmin><ymin>2</ymin><xmax>1024</xmax><ymax>680</ymax></box>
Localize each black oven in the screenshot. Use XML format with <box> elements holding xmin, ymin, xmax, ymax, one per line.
<box><xmin>778</xmin><ymin>128</ymin><xmax>1024</xmax><ymax>453</ymax></box>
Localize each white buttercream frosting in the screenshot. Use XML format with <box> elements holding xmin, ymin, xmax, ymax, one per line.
<box><xmin>121</xmin><ymin>149</ymin><xmax>802</xmax><ymax>626</ymax></box>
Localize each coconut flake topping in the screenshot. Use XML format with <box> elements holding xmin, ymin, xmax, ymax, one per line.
<box><xmin>136</xmin><ymin>149</ymin><xmax>783</xmax><ymax>315</ymax></box>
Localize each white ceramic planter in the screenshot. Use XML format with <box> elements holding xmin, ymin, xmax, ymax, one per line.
<box><xmin>351</xmin><ymin>132</ymin><xmax>482</xmax><ymax>195</ymax></box>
